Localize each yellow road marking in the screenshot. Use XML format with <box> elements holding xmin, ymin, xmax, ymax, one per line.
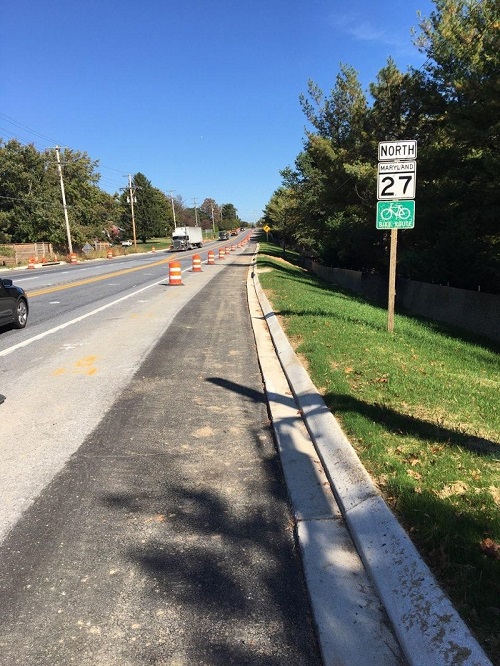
<box><xmin>28</xmin><ymin>255</ymin><xmax>177</xmax><ymax>297</ymax></box>
<box><xmin>52</xmin><ymin>355</ymin><xmax>101</xmax><ymax>376</ymax></box>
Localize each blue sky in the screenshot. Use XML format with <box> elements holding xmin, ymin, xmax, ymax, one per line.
<box><xmin>1</xmin><ymin>0</ymin><xmax>435</xmax><ymax>223</ymax></box>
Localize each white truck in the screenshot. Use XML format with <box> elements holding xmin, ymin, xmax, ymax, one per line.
<box><xmin>171</xmin><ymin>226</ymin><xmax>203</xmax><ymax>250</ymax></box>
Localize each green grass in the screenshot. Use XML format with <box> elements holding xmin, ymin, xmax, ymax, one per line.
<box><xmin>257</xmin><ymin>243</ymin><xmax>500</xmax><ymax>663</ymax></box>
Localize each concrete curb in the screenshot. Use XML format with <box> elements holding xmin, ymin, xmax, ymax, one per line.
<box><xmin>249</xmin><ymin>248</ymin><xmax>491</xmax><ymax>666</ymax></box>
<box><xmin>247</xmin><ymin>262</ymin><xmax>405</xmax><ymax>665</ymax></box>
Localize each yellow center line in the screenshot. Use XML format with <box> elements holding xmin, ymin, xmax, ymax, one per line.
<box><xmin>28</xmin><ymin>255</ymin><xmax>177</xmax><ymax>297</ymax></box>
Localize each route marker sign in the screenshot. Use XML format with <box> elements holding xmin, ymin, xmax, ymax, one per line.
<box><xmin>376</xmin><ymin>200</ymin><xmax>415</xmax><ymax>229</ymax></box>
<box><xmin>377</xmin><ymin>161</ymin><xmax>416</xmax><ymax>200</ymax></box>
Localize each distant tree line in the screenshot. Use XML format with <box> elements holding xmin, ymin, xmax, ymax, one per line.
<box><xmin>0</xmin><ymin>141</ymin><xmax>240</xmax><ymax>249</ymax></box>
<box><xmin>264</xmin><ymin>0</ymin><xmax>500</xmax><ymax>293</ymax></box>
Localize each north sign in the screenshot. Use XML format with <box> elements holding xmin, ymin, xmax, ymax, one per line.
<box><xmin>378</xmin><ymin>140</ymin><xmax>417</xmax><ymax>161</ymax></box>
<box><xmin>377</xmin><ymin>161</ymin><xmax>416</xmax><ymax>200</ymax></box>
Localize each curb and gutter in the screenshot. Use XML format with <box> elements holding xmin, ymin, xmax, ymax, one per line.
<box><xmin>247</xmin><ymin>247</ymin><xmax>491</xmax><ymax>666</ymax></box>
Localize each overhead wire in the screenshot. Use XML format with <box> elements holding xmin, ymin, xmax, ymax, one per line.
<box><xmin>0</xmin><ymin>111</ymin><xmax>130</xmax><ymax>192</ymax></box>
<box><xmin>0</xmin><ymin>119</ymin><xmax>129</xmax><ymax>207</ymax></box>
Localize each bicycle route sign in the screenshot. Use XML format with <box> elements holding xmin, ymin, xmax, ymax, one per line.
<box><xmin>376</xmin><ymin>200</ymin><xmax>415</xmax><ymax>229</ymax></box>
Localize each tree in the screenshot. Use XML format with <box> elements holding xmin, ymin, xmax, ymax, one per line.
<box><xmin>200</xmin><ymin>198</ymin><xmax>218</xmax><ymax>231</ymax></box>
<box><xmin>220</xmin><ymin>203</ymin><xmax>238</xmax><ymax>230</ymax></box>
<box><xmin>120</xmin><ymin>173</ymin><xmax>170</xmax><ymax>242</ymax></box>
<box><xmin>264</xmin><ymin>0</ymin><xmax>500</xmax><ymax>291</ymax></box>
<box><xmin>0</xmin><ymin>140</ymin><xmax>114</xmax><ymax>249</ymax></box>
<box><xmin>410</xmin><ymin>0</ymin><xmax>500</xmax><ymax>290</ymax></box>
<box><xmin>291</xmin><ymin>66</ymin><xmax>377</xmax><ymax>267</ymax></box>
<box><xmin>0</xmin><ymin>140</ymin><xmax>51</xmax><ymax>243</ymax></box>
<box><xmin>263</xmin><ymin>186</ymin><xmax>301</xmax><ymax>255</ymax></box>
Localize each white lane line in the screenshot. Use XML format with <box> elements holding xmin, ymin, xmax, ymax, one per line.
<box><xmin>0</xmin><ymin>280</ymin><xmax>161</xmax><ymax>357</ymax></box>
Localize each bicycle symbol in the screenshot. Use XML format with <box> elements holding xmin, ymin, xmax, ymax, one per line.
<box><xmin>380</xmin><ymin>202</ymin><xmax>411</xmax><ymax>221</ymax></box>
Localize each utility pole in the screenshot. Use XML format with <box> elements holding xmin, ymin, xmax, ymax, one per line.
<box><xmin>193</xmin><ymin>198</ymin><xmax>199</xmax><ymax>227</ymax></box>
<box><xmin>210</xmin><ymin>203</ymin><xmax>216</xmax><ymax>236</ymax></box>
<box><xmin>169</xmin><ymin>190</ymin><xmax>177</xmax><ymax>229</ymax></box>
<box><xmin>55</xmin><ymin>146</ymin><xmax>73</xmax><ymax>254</ymax></box>
<box><xmin>127</xmin><ymin>174</ymin><xmax>138</xmax><ymax>248</ymax></box>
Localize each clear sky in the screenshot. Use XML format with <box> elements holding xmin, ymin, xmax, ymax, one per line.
<box><xmin>1</xmin><ymin>0</ymin><xmax>435</xmax><ymax>223</ymax></box>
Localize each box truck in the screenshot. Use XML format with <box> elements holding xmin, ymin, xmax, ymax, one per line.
<box><xmin>171</xmin><ymin>226</ymin><xmax>203</xmax><ymax>250</ymax></box>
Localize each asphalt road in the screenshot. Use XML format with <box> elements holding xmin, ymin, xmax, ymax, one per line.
<box><xmin>0</xmin><ymin>243</ymin><xmax>322</xmax><ymax>665</ymax></box>
<box><xmin>0</xmin><ymin>239</ymin><xmax>227</xmax><ymax>352</ymax></box>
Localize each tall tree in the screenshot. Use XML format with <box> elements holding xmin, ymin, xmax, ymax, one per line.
<box><xmin>412</xmin><ymin>0</ymin><xmax>500</xmax><ymax>289</ymax></box>
<box><xmin>200</xmin><ymin>198</ymin><xmax>218</xmax><ymax>231</ymax></box>
<box><xmin>293</xmin><ymin>66</ymin><xmax>377</xmax><ymax>268</ymax></box>
<box><xmin>120</xmin><ymin>173</ymin><xmax>170</xmax><ymax>242</ymax></box>
<box><xmin>220</xmin><ymin>203</ymin><xmax>238</xmax><ymax>230</ymax></box>
<box><xmin>0</xmin><ymin>140</ymin><xmax>113</xmax><ymax>249</ymax></box>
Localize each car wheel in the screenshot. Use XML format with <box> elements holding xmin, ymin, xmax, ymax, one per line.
<box><xmin>14</xmin><ymin>299</ymin><xmax>28</xmax><ymax>329</ymax></box>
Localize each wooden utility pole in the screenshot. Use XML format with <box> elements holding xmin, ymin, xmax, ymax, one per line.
<box><xmin>169</xmin><ymin>190</ymin><xmax>177</xmax><ymax>229</ymax></box>
<box><xmin>210</xmin><ymin>203</ymin><xmax>215</xmax><ymax>236</ymax></box>
<box><xmin>55</xmin><ymin>146</ymin><xmax>73</xmax><ymax>254</ymax></box>
<box><xmin>387</xmin><ymin>229</ymin><xmax>398</xmax><ymax>332</ymax></box>
<box><xmin>193</xmin><ymin>198</ymin><xmax>198</xmax><ymax>227</ymax></box>
<box><xmin>128</xmin><ymin>174</ymin><xmax>138</xmax><ymax>248</ymax></box>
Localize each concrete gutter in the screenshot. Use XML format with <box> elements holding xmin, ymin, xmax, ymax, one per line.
<box><xmin>248</xmin><ymin>264</ymin><xmax>406</xmax><ymax>665</ymax></box>
<box><xmin>248</xmin><ymin>248</ymin><xmax>491</xmax><ymax>666</ymax></box>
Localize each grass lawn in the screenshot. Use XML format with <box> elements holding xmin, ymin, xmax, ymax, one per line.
<box><xmin>257</xmin><ymin>243</ymin><xmax>500</xmax><ymax>663</ymax></box>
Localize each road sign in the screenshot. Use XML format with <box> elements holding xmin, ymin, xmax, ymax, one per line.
<box><xmin>376</xmin><ymin>200</ymin><xmax>415</xmax><ymax>229</ymax></box>
<box><xmin>378</xmin><ymin>140</ymin><xmax>417</xmax><ymax>161</ymax></box>
<box><xmin>377</xmin><ymin>161</ymin><xmax>416</xmax><ymax>200</ymax></box>
<box><xmin>263</xmin><ymin>225</ymin><xmax>270</xmax><ymax>232</ymax></box>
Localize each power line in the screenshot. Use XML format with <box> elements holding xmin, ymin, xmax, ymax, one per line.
<box><xmin>0</xmin><ymin>111</ymin><xmax>132</xmax><ymax>183</ymax></box>
<box><xmin>0</xmin><ymin>194</ymin><xmax>67</xmax><ymax>208</ymax></box>
<box><xmin>0</xmin><ymin>111</ymin><xmax>60</xmax><ymax>146</ymax></box>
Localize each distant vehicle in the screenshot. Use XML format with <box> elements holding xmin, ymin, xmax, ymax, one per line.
<box><xmin>218</xmin><ymin>231</ymin><xmax>229</xmax><ymax>241</ymax></box>
<box><xmin>0</xmin><ymin>277</ymin><xmax>29</xmax><ymax>329</ymax></box>
<box><xmin>121</xmin><ymin>240</ymin><xmax>133</xmax><ymax>247</ymax></box>
<box><xmin>171</xmin><ymin>226</ymin><xmax>203</xmax><ymax>250</ymax></box>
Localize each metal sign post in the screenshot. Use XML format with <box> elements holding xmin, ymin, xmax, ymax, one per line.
<box><xmin>377</xmin><ymin>141</ymin><xmax>417</xmax><ymax>333</ymax></box>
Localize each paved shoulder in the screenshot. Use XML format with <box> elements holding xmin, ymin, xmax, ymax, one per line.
<box><xmin>0</xmin><ymin>246</ymin><xmax>322</xmax><ymax>665</ymax></box>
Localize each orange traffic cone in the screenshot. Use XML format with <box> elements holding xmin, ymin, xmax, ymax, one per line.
<box><xmin>207</xmin><ymin>250</ymin><xmax>215</xmax><ymax>265</ymax></box>
<box><xmin>27</xmin><ymin>256</ymin><xmax>35</xmax><ymax>269</ymax></box>
<box><xmin>218</xmin><ymin>248</ymin><xmax>225</xmax><ymax>260</ymax></box>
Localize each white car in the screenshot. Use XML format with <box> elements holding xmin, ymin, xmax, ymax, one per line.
<box><xmin>121</xmin><ymin>240</ymin><xmax>133</xmax><ymax>247</ymax></box>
